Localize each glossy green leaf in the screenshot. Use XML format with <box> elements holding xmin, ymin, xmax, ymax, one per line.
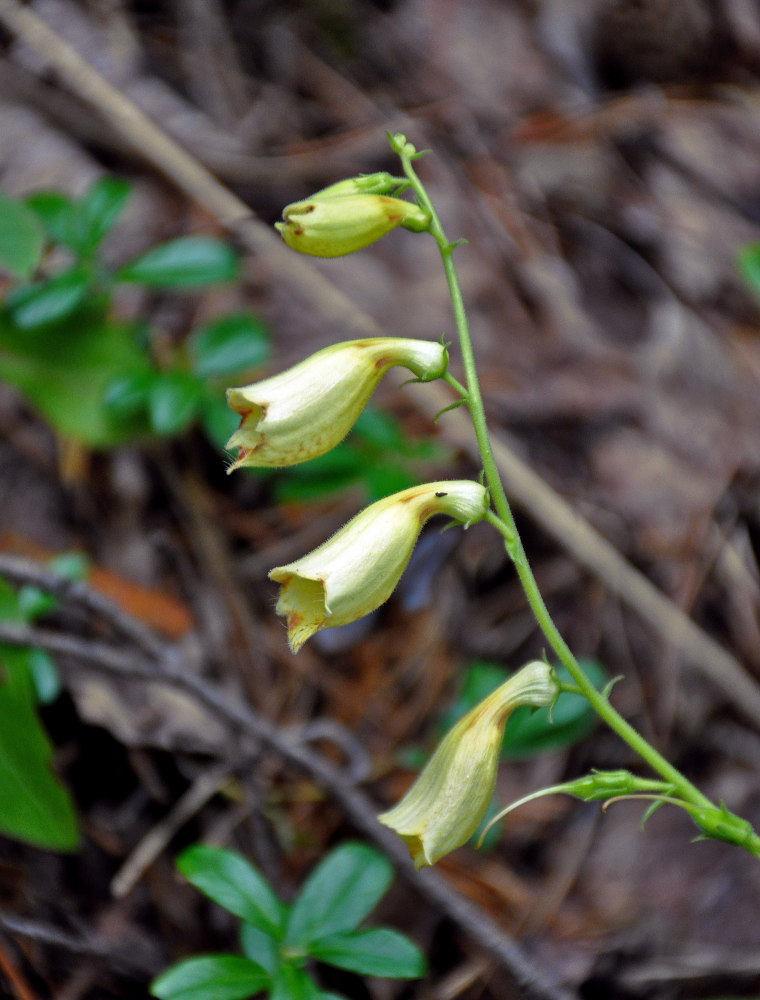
<box><xmin>269</xmin><ymin>964</ymin><xmax>321</xmax><ymax>1000</ymax></box>
<box><xmin>0</xmin><ymin>191</ymin><xmax>44</xmax><ymax>278</ymax></box>
<box><xmin>101</xmin><ymin>370</ymin><xmax>156</xmax><ymax>426</ymax></box>
<box><xmin>148</xmin><ymin>372</ymin><xmax>204</xmax><ymax>435</ymax></box>
<box><xmin>74</xmin><ymin>177</ymin><xmax>131</xmax><ymax>252</ymax></box>
<box><xmin>26</xmin><ymin>647</ymin><xmax>62</xmax><ymax>705</ymax></box>
<box><xmin>118</xmin><ymin>236</ymin><xmax>239</xmax><ymax>288</ymax></box>
<box><xmin>150</xmin><ymin>955</ymin><xmax>268</xmax><ymax>1000</ymax></box>
<box><xmin>0</xmin><ymin>309</ymin><xmax>152</xmax><ymax>446</ymax></box>
<box><xmin>177</xmin><ymin>844</ymin><xmax>284</xmax><ymax>937</ymax></box>
<box><xmin>5</xmin><ymin>268</ymin><xmax>89</xmax><ymax>329</ymax></box>
<box><xmin>309</xmin><ymin>929</ymin><xmax>425</xmax><ymax>979</ymax></box>
<box><xmin>25</xmin><ymin>190</ymin><xmax>77</xmax><ymax>247</ymax></box>
<box><xmin>738</xmin><ymin>243</ymin><xmax>760</xmax><ymax>296</ymax></box>
<box><xmin>189</xmin><ymin>313</ymin><xmax>269</xmax><ymax>378</ymax></box>
<box><xmin>286</xmin><ymin>842</ymin><xmax>393</xmax><ymax>948</ymax></box>
<box><xmin>239</xmin><ymin>923</ymin><xmax>279</xmax><ymax>975</ymax></box>
<box><xmin>0</xmin><ymin>644</ymin><xmax>78</xmax><ymax>850</ymax></box>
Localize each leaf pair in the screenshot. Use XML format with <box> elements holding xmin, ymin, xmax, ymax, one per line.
<box><xmin>151</xmin><ymin>842</ymin><xmax>425</xmax><ymax>1000</ymax></box>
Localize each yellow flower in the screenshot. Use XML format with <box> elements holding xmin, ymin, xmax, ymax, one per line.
<box><xmin>226</xmin><ymin>338</ymin><xmax>447</xmax><ymax>470</ymax></box>
<box><xmin>269</xmin><ymin>481</ymin><xmax>488</xmax><ymax>652</ymax></box>
<box><xmin>379</xmin><ymin>661</ymin><xmax>559</xmax><ymax>868</ymax></box>
<box><xmin>275</xmin><ymin>176</ymin><xmax>430</xmax><ymax>257</ymax></box>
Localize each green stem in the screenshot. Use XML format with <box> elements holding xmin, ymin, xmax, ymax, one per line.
<box><xmin>398</xmin><ymin>143</ymin><xmax>714</xmax><ymax>814</ymax></box>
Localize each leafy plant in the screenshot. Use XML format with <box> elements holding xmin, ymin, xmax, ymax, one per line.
<box><xmin>0</xmin><ymin>177</ymin><xmax>266</xmax><ymax>449</ymax></box>
<box><xmin>151</xmin><ymin>842</ymin><xmax>425</xmax><ymax>1000</ymax></box>
<box><xmin>0</xmin><ymin>552</ymin><xmax>88</xmax><ymax>851</ymax></box>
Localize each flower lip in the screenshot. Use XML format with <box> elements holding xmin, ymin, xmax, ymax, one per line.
<box><xmin>225</xmin><ymin>338</ymin><xmax>448</xmax><ymax>470</ymax></box>
<box><xmin>269</xmin><ymin>480</ymin><xmax>489</xmax><ymax>652</ymax></box>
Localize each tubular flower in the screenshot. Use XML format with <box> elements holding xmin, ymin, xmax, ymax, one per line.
<box><xmin>379</xmin><ymin>661</ymin><xmax>559</xmax><ymax>869</ymax></box>
<box><xmin>269</xmin><ymin>481</ymin><xmax>489</xmax><ymax>653</ymax></box>
<box><xmin>275</xmin><ymin>175</ymin><xmax>430</xmax><ymax>257</ymax></box>
<box><xmin>226</xmin><ymin>338</ymin><xmax>447</xmax><ymax>470</ymax></box>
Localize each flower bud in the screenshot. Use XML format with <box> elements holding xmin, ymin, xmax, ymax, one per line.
<box><xmin>269</xmin><ymin>481</ymin><xmax>489</xmax><ymax>652</ymax></box>
<box><xmin>275</xmin><ymin>186</ymin><xmax>430</xmax><ymax>257</ymax></box>
<box><xmin>379</xmin><ymin>661</ymin><xmax>559</xmax><ymax>869</ymax></box>
<box><xmin>226</xmin><ymin>338</ymin><xmax>448</xmax><ymax>470</ymax></box>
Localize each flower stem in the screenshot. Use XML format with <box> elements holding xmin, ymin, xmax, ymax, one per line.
<box><xmin>397</xmin><ymin>143</ymin><xmax>717</xmax><ymax>815</ymax></box>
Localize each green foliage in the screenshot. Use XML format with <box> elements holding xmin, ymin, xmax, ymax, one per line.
<box><xmin>152</xmin><ymin>842</ymin><xmax>425</xmax><ymax>1000</ymax></box>
<box><xmin>737</xmin><ymin>243</ymin><xmax>760</xmax><ymax>298</ymax></box>
<box><xmin>443</xmin><ymin>659</ymin><xmax>607</xmax><ymax>760</ymax></box>
<box><xmin>0</xmin><ymin>553</ymin><xmax>88</xmax><ymax>850</ymax></box>
<box><xmin>0</xmin><ymin>178</ymin><xmax>266</xmax><ymax>448</ymax></box>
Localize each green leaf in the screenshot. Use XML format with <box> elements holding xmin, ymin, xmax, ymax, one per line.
<box><xmin>188</xmin><ymin>313</ymin><xmax>269</xmax><ymax>378</ymax></box>
<box><xmin>269</xmin><ymin>964</ymin><xmax>321</xmax><ymax>1000</ymax></box>
<box><xmin>26</xmin><ymin>647</ymin><xmax>61</xmax><ymax>705</ymax></box>
<box><xmin>286</xmin><ymin>842</ymin><xmax>393</xmax><ymax>949</ymax></box>
<box><xmin>0</xmin><ymin>309</ymin><xmax>153</xmax><ymax>446</ymax></box>
<box><xmin>148</xmin><ymin>372</ymin><xmax>204</xmax><ymax>436</ymax></box>
<box><xmin>101</xmin><ymin>370</ymin><xmax>156</xmax><ymax>426</ymax></box>
<box><xmin>309</xmin><ymin>929</ymin><xmax>425</xmax><ymax>979</ymax></box>
<box><xmin>738</xmin><ymin>243</ymin><xmax>760</xmax><ymax>297</ymax></box>
<box><xmin>239</xmin><ymin>923</ymin><xmax>280</xmax><ymax>975</ymax></box>
<box><xmin>150</xmin><ymin>955</ymin><xmax>268</xmax><ymax>1000</ymax></box>
<box><xmin>5</xmin><ymin>268</ymin><xmax>89</xmax><ymax>329</ymax></box>
<box><xmin>176</xmin><ymin>844</ymin><xmax>284</xmax><ymax>937</ymax></box>
<box><xmin>118</xmin><ymin>236</ymin><xmax>239</xmax><ymax>288</ymax></box>
<box><xmin>0</xmin><ymin>645</ymin><xmax>78</xmax><ymax>850</ymax></box>
<box><xmin>25</xmin><ymin>190</ymin><xmax>77</xmax><ymax>248</ymax></box>
<box><xmin>0</xmin><ymin>191</ymin><xmax>44</xmax><ymax>278</ymax></box>
<box><xmin>74</xmin><ymin>177</ymin><xmax>131</xmax><ymax>252</ymax></box>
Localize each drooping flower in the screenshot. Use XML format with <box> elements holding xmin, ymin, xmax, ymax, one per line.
<box><xmin>226</xmin><ymin>338</ymin><xmax>447</xmax><ymax>470</ymax></box>
<box><xmin>269</xmin><ymin>481</ymin><xmax>489</xmax><ymax>652</ymax></box>
<box><xmin>275</xmin><ymin>174</ymin><xmax>430</xmax><ymax>257</ymax></box>
<box><xmin>379</xmin><ymin>661</ymin><xmax>559</xmax><ymax>869</ymax></box>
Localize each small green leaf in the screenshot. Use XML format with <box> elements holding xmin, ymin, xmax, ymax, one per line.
<box><xmin>26</xmin><ymin>647</ymin><xmax>61</xmax><ymax>705</ymax></box>
<box><xmin>188</xmin><ymin>313</ymin><xmax>269</xmax><ymax>378</ymax></box>
<box><xmin>309</xmin><ymin>929</ymin><xmax>425</xmax><ymax>979</ymax></box>
<box><xmin>0</xmin><ymin>645</ymin><xmax>78</xmax><ymax>850</ymax></box>
<box><xmin>286</xmin><ymin>842</ymin><xmax>393</xmax><ymax>949</ymax></box>
<box><xmin>118</xmin><ymin>236</ymin><xmax>239</xmax><ymax>288</ymax></box>
<box><xmin>73</xmin><ymin>177</ymin><xmax>132</xmax><ymax>252</ymax></box>
<box><xmin>239</xmin><ymin>923</ymin><xmax>280</xmax><ymax>975</ymax></box>
<box><xmin>148</xmin><ymin>372</ymin><xmax>204</xmax><ymax>436</ymax></box>
<box><xmin>0</xmin><ymin>309</ymin><xmax>152</xmax><ymax>446</ymax></box>
<box><xmin>5</xmin><ymin>268</ymin><xmax>89</xmax><ymax>329</ymax></box>
<box><xmin>150</xmin><ymin>955</ymin><xmax>268</xmax><ymax>1000</ymax></box>
<box><xmin>25</xmin><ymin>190</ymin><xmax>77</xmax><ymax>247</ymax></box>
<box><xmin>0</xmin><ymin>191</ymin><xmax>45</xmax><ymax>278</ymax></box>
<box><xmin>177</xmin><ymin>844</ymin><xmax>284</xmax><ymax>937</ymax></box>
<box><xmin>102</xmin><ymin>370</ymin><xmax>156</xmax><ymax>426</ymax></box>
<box><xmin>269</xmin><ymin>964</ymin><xmax>321</xmax><ymax>1000</ymax></box>
<box><xmin>738</xmin><ymin>243</ymin><xmax>760</xmax><ymax>297</ymax></box>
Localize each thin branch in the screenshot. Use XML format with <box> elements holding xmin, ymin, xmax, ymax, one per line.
<box><xmin>0</xmin><ymin>620</ymin><xmax>573</xmax><ymax>1000</ymax></box>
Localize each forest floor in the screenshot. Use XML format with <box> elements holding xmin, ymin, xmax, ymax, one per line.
<box><xmin>2</xmin><ymin>1</ymin><xmax>760</xmax><ymax>998</ymax></box>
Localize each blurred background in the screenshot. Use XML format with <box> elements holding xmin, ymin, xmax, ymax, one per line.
<box><xmin>2</xmin><ymin>1</ymin><xmax>760</xmax><ymax>998</ymax></box>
